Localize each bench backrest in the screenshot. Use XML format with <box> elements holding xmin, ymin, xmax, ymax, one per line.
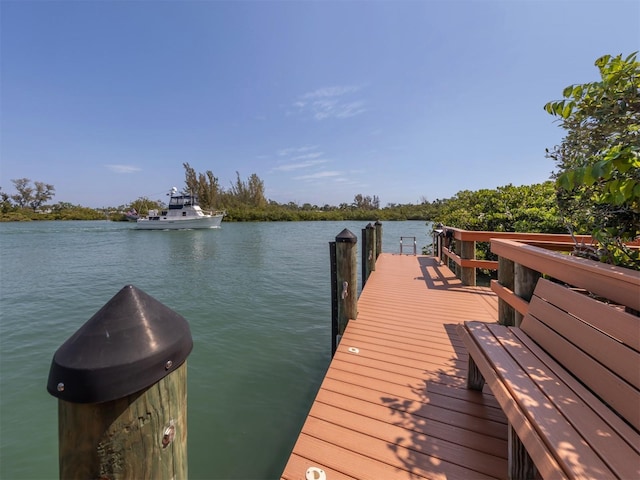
<box><xmin>520</xmin><ymin>278</ymin><xmax>640</xmax><ymax>431</ymax></box>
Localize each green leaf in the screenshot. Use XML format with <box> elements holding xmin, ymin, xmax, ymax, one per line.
<box><xmin>557</xmin><ymin>172</ymin><xmax>572</xmax><ymax>191</ymax></box>
<box><xmin>553</xmin><ymin>101</ymin><xmax>565</xmax><ymax>116</ymax></box>
<box><xmin>595</xmin><ymin>54</ymin><xmax>612</xmax><ymax>70</ymax></box>
<box><xmin>582</xmin><ymin>166</ymin><xmax>595</xmax><ymax>186</ymax></box>
<box><xmin>621</xmin><ymin>179</ymin><xmax>637</xmax><ymax>202</ymax></box>
<box><xmin>561</xmin><ymin>101</ymin><xmax>573</xmax><ymax>118</ymax></box>
<box><xmin>573</xmin><ymin>85</ymin><xmax>583</xmax><ymax>98</ymax></box>
<box><xmin>543</xmin><ymin>102</ymin><xmax>554</xmax><ymax>114</ymax></box>
<box><xmin>591</xmin><ymin>160</ymin><xmax>606</xmax><ymax>180</ymax></box>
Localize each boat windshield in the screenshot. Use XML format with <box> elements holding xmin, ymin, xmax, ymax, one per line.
<box><xmin>168</xmin><ymin>194</ymin><xmax>199</xmax><ymax>209</ymax></box>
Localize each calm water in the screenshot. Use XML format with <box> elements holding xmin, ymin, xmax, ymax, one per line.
<box><xmin>0</xmin><ymin>220</ymin><xmax>431</xmax><ymax>479</ymax></box>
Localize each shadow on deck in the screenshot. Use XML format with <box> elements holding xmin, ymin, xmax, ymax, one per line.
<box><xmin>281</xmin><ymin>254</ymin><xmax>508</xmax><ymax>480</ymax></box>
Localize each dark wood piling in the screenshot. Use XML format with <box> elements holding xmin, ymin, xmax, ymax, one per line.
<box><xmin>374</xmin><ymin>220</ymin><xmax>382</xmax><ymax>259</ymax></box>
<box><xmin>362</xmin><ymin>223</ymin><xmax>376</xmax><ymax>288</ymax></box>
<box><xmin>330</xmin><ymin>228</ymin><xmax>357</xmax><ymax>355</ymax></box>
<box><xmin>47</xmin><ymin>285</ymin><xmax>192</xmax><ymax>479</ymax></box>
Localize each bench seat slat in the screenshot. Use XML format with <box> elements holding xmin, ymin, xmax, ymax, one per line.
<box><xmin>464</xmin><ymin>322</ymin><xmax>616</xmax><ymax>479</ymax></box>
<box><xmin>460</xmin><ymin>277</ymin><xmax>640</xmax><ymax>479</ymax></box>
<box><xmin>533</xmin><ymin>278</ymin><xmax>640</xmax><ymax>352</ymax></box>
<box><xmin>456</xmin><ymin>322</ymin><xmax>567</xmax><ymax>480</ymax></box>
<box><xmin>491</xmin><ymin>324</ymin><xmax>640</xmax><ymax>479</ymax></box>
<box><xmin>521</xmin><ymin>314</ymin><xmax>640</xmax><ymax>431</ymax></box>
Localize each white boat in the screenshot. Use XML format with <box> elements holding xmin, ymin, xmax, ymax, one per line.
<box><xmin>135</xmin><ymin>187</ymin><xmax>224</xmax><ymax>230</ymax></box>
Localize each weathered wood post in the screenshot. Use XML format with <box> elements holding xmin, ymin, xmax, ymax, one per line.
<box><xmin>514</xmin><ymin>263</ymin><xmax>541</xmax><ymax>326</ymax></box>
<box><xmin>374</xmin><ymin>220</ymin><xmax>382</xmax><ymax>259</ymax></box>
<box><xmin>330</xmin><ymin>229</ymin><xmax>357</xmax><ymax>355</ymax></box>
<box><xmin>498</xmin><ymin>256</ymin><xmax>515</xmax><ymax>326</ymax></box>
<box><xmin>362</xmin><ymin>223</ymin><xmax>376</xmax><ymax>288</ymax></box>
<box><xmin>460</xmin><ymin>237</ymin><xmax>476</xmax><ymax>286</ymax></box>
<box><xmin>47</xmin><ymin>285</ymin><xmax>193</xmax><ymax>479</ymax></box>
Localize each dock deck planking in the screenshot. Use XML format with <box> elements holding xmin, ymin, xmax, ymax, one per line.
<box><xmin>281</xmin><ymin>253</ymin><xmax>507</xmax><ymax>480</ymax></box>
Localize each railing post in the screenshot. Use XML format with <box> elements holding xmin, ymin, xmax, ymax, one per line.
<box><xmin>374</xmin><ymin>220</ymin><xmax>382</xmax><ymax>259</ymax></box>
<box><xmin>445</xmin><ymin>229</ymin><xmax>454</xmax><ymax>271</ymax></box>
<box><xmin>514</xmin><ymin>263</ymin><xmax>541</xmax><ymax>326</ymax></box>
<box><xmin>47</xmin><ymin>285</ymin><xmax>192</xmax><ymax>480</ymax></box>
<box><xmin>362</xmin><ymin>223</ymin><xmax>375</xmax><ymax>288</ymax></box>
<box><xmin>460</xmin><ymin>239</ymin><xmax>476</xmax><ymax>286</ymax></box>
<box><xmin>333</xmin><ymin>229</ymin><xmax>357</xmax><ymax>353</ymax></box>
<box><xmin>433</xmin><ymin>224</ymin><xmax>444</xmax><ymax>263</ymax></box>
<box><xmin>498</xmin><ymin>256</ymin><xmax>515</xmax><ymax>326</ymax></box>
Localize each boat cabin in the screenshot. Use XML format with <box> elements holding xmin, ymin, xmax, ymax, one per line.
<box><xmin>168</xmin><ymin>194</ymin><xmax>199</xmax><ymax>209</ymax></box>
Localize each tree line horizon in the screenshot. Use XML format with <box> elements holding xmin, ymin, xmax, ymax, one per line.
<box><xmin>2</xmin><ymin>52</ymin><xmax>637</xmax><ymax>269</ymax></box>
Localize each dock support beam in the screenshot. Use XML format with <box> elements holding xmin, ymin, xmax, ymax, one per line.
<box><xmin>362</xmin><ymin>223</ymin><xmax>376</xmax><ymax>288</ymax></box>
<box><xmin>47</xmin><ymin>285</ymin><xmax>193</xmax><ymax>479</ymax></box>
<box><xmin>330</xmin><ymin>229</ymin><xmax>358</xmax><ymax>355</ymax></box>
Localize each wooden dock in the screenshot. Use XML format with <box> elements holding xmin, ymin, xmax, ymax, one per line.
<box><xmin>281</xmin><ymin>253</ymin><xmax>508</xmax><ymax>480</ymax></box>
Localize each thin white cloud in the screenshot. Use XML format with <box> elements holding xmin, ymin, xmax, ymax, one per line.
<box><xmin>273</xmin><ymin>159</ymin><xmax>328</xmax><ymax>172</ymax></box>
<box><xmin>277</xmin><ymin>145</ymin><xmax>319</xmax><ymax>157</ymax></box>
<box><xmin>105</xmin><ymin>164</ymin><xmax>141</xmax><ymax>174</ymax></box>
<box><xmin>292</xmin><ymin>152</ymin><xmax>324</xmax><ymax>161</ymax></box>
<box><xmin>294</xmin><ymin>171</ymin><xmax>342</xmax><ymax>180</ymax></box>
<box><xmin>294</xmin><ymin>85</ymin><xmax>367</xmax><ymax>120</ymax></box>
<box><xmin>273</xmin><ymin>146</ymin><xmax>328</xmax><ymax>171</ymax></box>
<box><xmin>301</xmin><ymin>85</ymin><xmax>361</xmax><ymax>99</ymax></box>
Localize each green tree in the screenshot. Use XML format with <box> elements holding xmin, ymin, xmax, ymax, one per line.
<box><xmin>183</xmin><ymin>162</ymin><xmax>221</xmax><ymax>210</ymax></box>
<box><xmin>247</xmin><ymin>173</ymin><xmax>266</xmax><ymax>208</ymax></box>
<box><xmin>544</xmin><ymin>52</ymin><xmax>640</xmax><ymax>269</ymax></box>
<box><xmin>434</xmin><ymin>182</ymin><xmax>562</xmax><ymax>233</ymax></box>
<box><xmin>353</xmin><ymin>194</ymin><xmax>380</xmax><ymax>210</ymax></box>
<box><xmin>130</xmin><ymin>197</ymin><xmax>163</xmax><ymax>215</ymax></box>
<box><xmin>226</xmin><ymin>171</ymin><xmax>266</xmax><ymax>208</ymax></box>
<box><xmin>0</xmin><ymin>188</ymin><xmax>14</xmax><ymax>213</ymax></box>
<box><xmin>10</xmin><ymin>178</ymin><xmax>55</xmax><ymax>210</ymax></box>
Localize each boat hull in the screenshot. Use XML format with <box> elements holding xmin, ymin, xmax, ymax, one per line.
<box><xmin>135</xmin><ymin>214</ymin><xmax>223</xmax><ymax>230</ymax></box>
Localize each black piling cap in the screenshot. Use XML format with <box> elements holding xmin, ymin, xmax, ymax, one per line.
<box><xmin>335</xmin><ymin>228</ymin><xmax>357</xmax><ymax>243</ymax></box>
<box><xmin>47</xmin><ymin>285</ymin><xmax>193</xmax><ymax>404</ymax></box>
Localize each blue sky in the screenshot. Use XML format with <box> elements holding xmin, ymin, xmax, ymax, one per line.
<box><xmin>1</xmin><ymin>1</ymin><xmax>638</xmax><ymax>208</ymax></box>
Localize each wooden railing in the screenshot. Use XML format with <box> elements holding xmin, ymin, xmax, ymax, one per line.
<box><xmin>432</xmin><ymin>226</ymin><xmax>591</xmax><ymax>286</ymax></box>
<box><xmin>491</xmin><ymin>238</ymin><xmax>640</xmax><ymax>325</ymax></box>
<box><xmin>432</xmin><ymin>226</ymin><xmax>640</xmax><ymax>326</ymax></box>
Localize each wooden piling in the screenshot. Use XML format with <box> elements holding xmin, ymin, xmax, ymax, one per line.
<box><xmin>374</xmin><ymin>220</ymin><xmax>382</xmax><ymax>259</ymax></box>
<box><xmin>58</xmin><ymin>363</ymin><xmax>188</xmax><ymax>479</ymax></box>
<box><xmin>362</xmin><ymin>223</ymin><xmax>376</xmax><ymax>288</ymax></box>
<box><xmin>47</xmin><ymin>285</ymin><xmax>193</xmax><ymax>479</ymax></box>
<box><xmin>333</xmin><ymin>229</ymin><xmax>357</xmax><ymax>352</ymax></box>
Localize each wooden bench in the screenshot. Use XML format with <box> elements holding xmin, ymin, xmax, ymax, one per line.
<box><xmin>457</xmin><ymin>278</ymin><xmax>640</xmax><ymax>479</ymax></box>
